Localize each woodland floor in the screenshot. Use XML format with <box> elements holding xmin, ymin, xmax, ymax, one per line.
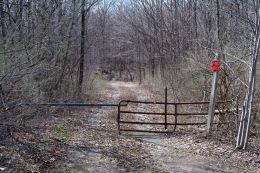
<box><xmin>0</xmin><ymin>81</ymin><xmax>260</xmax><ymax>172</ymax></box>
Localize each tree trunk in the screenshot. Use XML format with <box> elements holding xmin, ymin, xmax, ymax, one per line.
<box><xmin>27</xmin><ymin>0</ymin><xmax>32</xmax><ymax>34</ymax></box>
<box><xmin>18</xmin><ymin>0</ymin><xmax>23</xmax><ymax>41</ymax></box>
<box><xmin>0</xmin><ymin>0</ymin><xmax>6</xmax><ymax>44</ymax></box>
<box><xmin>78</xmin><ymin>0</ymin><xmax>86</xmax><ymax>94</ymax></box>
<box><xmin>56</xmin><ymin>0</ymin><xmax>76</xmax><ymax>91</ymax></box>
<box><xmin>236</xmin><ymin>1</ymin><xmax>260</xmax><ymax>149</ymax></box>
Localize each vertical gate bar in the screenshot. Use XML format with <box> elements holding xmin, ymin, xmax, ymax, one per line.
<box><xmin>174</xmin><ymin>103</ymin><xmax>177</xmax><ymax>131</ymax></box>
<box><xmin>118</xmin><ymin>102</ymin><xmax>121</xmax><ymax>135</ymax></box>
<box><xmin>165</xmin><ymin>87</ymin><xmax>168</xmax><ymax>129</ymax></box>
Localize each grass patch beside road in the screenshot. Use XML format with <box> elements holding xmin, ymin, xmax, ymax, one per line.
<box><xmin>53</xmin><ymin>127</ymin><xmax>71</xmax><ymax>143</ymax></box>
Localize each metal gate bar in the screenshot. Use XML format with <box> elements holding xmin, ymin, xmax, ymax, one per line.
<box><xmin>22</xmin><ymin>103</ymin><xmax>127</xmax><ymax>107</ymax></box>
<box><xmin>119</xmin><ymin>129</ymin><xmax>173</xmax><ymax>133</ymax></box>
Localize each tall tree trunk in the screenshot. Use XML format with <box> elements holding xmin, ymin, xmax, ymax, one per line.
<box><xmin>193</xmin><ymin>0</ymin><xmax>198</xmax><ymax>39</ymax></box>
<box><xmin>137</xmin><ymin>39</ymin><xmax>142</xmax><ymax>84</ymax></box>
<box><xmin>78</xmin><ymin>0</ymin><xmax>86</xmax><ymax>94</ymax></box>
<box><xmin>0</xmin><ymin>0</ymin><xmax>6</xmax><ymax>44</ymax></box>
<box><xmin>56</xmin><ymin>0</ymin><xmax>76</xmax><ymax>92</ymax></box>
<box><xmin>18</xmin><ymin>0</ymin><xmax>23</xmax><ymax>41</ymax></box>
<box><xmin>27</xmin><ymin>0</ymin><xmax>32</xmax><ymax>34</ymax></box>
<box><xmin>236</xmin><ymin>0</ymin><xmax>260</xmax><ymax>149</ymax></box>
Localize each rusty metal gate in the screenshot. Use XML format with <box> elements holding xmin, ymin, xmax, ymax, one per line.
<box><xmin>21</xmin><ymin>88</ymin><xmax>236</xmax><ymax>134</ymax></box>
<box><xmin>117</xmin><ymin>88</ymin><xmax>235</xmax><ymax>134</ymax></box>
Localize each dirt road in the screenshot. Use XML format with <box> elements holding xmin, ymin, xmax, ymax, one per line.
<box><xmin>54</xmin><ymin>81</ymin><xmax>256</xmax><ymax>173</ymax></box>
<box><xmin>3</xmin><ymin>81</ymin><xmax>258</xmax><ymax>172</ymax></box>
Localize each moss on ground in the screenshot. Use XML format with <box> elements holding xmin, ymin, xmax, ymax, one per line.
<box><xmin>53</xmin><ymin>127</ymin><xmax>71</xmax><ymax>142</ymax></box>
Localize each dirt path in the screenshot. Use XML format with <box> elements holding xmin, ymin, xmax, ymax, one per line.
<box><xmin>54</xmin><ymin>81</ymin><xmax>164</xmax><ymax>172</ymax></box>
<box><xmin>4</xmin><ymin>81</ymin><xmax>258</xmax><ymax>172</ymax></box>
<box><xmin>57</xmin><ymin>81</ymin><xmax>257</xmax><ymax>173</ymax></box>
<box><xmin>115</xmin><ymin>82</ymin><xmax>254</xmax><ymax>173</ymax></box>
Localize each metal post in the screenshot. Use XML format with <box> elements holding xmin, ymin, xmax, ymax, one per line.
<box><xmin>118</xmin><ymin>102</ymin><xmax>121</xmax><ymax>135</ymax></box>
<box><xmin>174</xmin><ymin>103</ymin><xmax>177</xmax><ymax>131</ymax></box>
<box><xmin>207</xmin><ymin>69</ymin><xmax>219</xmax><ymax>133</ymax></box>
<box><xmin>164</xmin><ymin>87</ymin><xmax>168</xmax><ymax>129</ymax></box>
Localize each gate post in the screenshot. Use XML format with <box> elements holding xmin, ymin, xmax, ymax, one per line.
<box><xmin>118</xmin><ymin>101</ymin><xmax>121</xmax><ymax>134</ymax></box>
<box><xmin>207</xmin><ymin>55</ymin><xmax>220</xmax><ymax>133</ymax></box>
<box><xmin>174</xmin><ymin>104</ymin><xmax>177</xmax><ymax>131</ymax></box>
<box><xmin>165</xmin><ymin>87</ymin><xmax>168</xmax><ymax>129</ymax></box>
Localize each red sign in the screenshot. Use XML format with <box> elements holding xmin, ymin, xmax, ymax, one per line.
<box><xmin>211</xmin><ymin>59</ymin><xmax>221</xmax><ymax>71</ymax></box>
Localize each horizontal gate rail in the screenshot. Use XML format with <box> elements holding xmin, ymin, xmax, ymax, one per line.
<box><xmin>121</xmin><ymin>100</ymin><xmax>231</xmax><ymax>105</ymax></box>
<box><xmin>119</xmin><ymin>121</ymin><xmax>229</xmax><ymax>126</ymax></box>
<box><xmin>22</xmin><ymin>103</ymin><xmax>127</xmax><ymax>107</ymax></box>
<box><xmin>120</xmin><ymin>111</ymin><xmax>228</xmax><ymax>116</ymax></box>
<box><xmin>119</xmin><ymin>129</ymin><xmax>173</xmax><ymax>133</ymax></box>
<box><xmin>167</xmin><ymin>112</ymin><xmax>224</xmax><ymax>116</ymax></box>
<box><xmin>120</xmin><ymin>111</ymin><xmax>164</xmax><ymax>115</ymax></box>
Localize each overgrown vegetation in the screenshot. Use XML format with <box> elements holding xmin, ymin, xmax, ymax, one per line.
<box><xmin>0</xmin><ymin>1</ymin><xmax>259</xmax><ymax>171</ymax></box>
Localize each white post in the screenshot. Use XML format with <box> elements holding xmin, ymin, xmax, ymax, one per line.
<box><xmin>207</xmin><ymin>55</ymin><xmax>220</xmax><ymax>134</ymax></box>
<box><xmin>207</xmin><ymin>71</ymin><xmax>219</xmax><ymax>133</ymax></box>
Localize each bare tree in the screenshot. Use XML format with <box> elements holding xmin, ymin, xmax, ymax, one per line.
<box><xmin>236</xmin><ymin>0</ymin><xmax>260</xmax><ymax>149</ymax></box>
<box><xmin>0</xmin><ymin>0</ymin><xmax>6</xmax><ymax>44</ymax></box>
<box><xmin>78</xmin><ymin>0</ymin><xmax>86</xmax><ymax>94</ymax></box>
